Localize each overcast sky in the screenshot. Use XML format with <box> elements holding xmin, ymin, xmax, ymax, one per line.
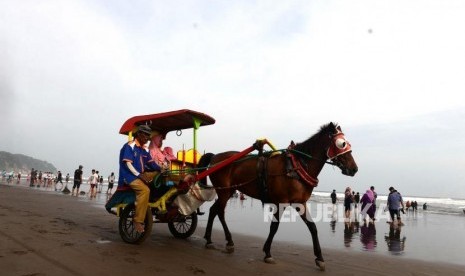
<box><xmin>1</xmin><ymin>0</ymin><xmax>464</xmax><ymax>198</ymax></box>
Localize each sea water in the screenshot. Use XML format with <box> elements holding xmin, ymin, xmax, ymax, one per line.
<box><xmin>312</xmin><ymin>191</ymin><xmax>465</xmax><ymax>216</ymax></box>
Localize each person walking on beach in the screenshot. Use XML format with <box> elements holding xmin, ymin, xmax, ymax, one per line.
<box><xmin>72</xmin><ymin>165</ymin><xmax>83</xmax><ymax>196</ymax></box>
<box><xmin>29</xmin><ymin>168</ymin><xmax>35</xmax><ymax>187</ymax></box>
<box><xmin>107</xmin><ymin>172</ymin><xmax>115</xmax><ymax>194</ymax></box>
<box><xmin>387</xmin><ymin>187</ymin><xmax>405</xmax><ymax>225</ymax></box>
<box><xmin>98</xmin><ymin>175</ymin><xmax>104</xmax><ymax>193</ymax></box>
<box><xmin>354</xmin><ymin>192</ymin><xmax>360</xmax><ymax>208</ymax></box>
<box><xmin>360</xmin><ymin>189</ymin><xmax>375</xmax><ymax>222</ymax></box>
<box><xmin>118</xmin><ymin>125</ymin><xmax>161</xmax><ymax>233</ymax></box>
<box><xmin>331</xmin><ymin>189</ymin><xmax>337</xmax><ymax>204</ymax></box>
<box><xmin>38</xmin><ymin>171</ymin><xmax>43</xmax><ymax>187</ymax></box>
<box><xmin>344</xmin><ymin>187</ymin><xmax>354</xmax><ymax>221</ymax></box>
<box><xmin>88</xmin><ymin>169</ymin><xmax>98</xmax><ymax>198</ymax></box>
<box><xmin>55</xmin><ymin>170</ymin><xmax>63</xmax><ymax>191</ymax></box>
<box><xmin>370</xmin><ymin>186</ymin><xmax>378</xmax><ymax>219</ymax></box>
<box><xmin>95</xmin><ymin>170</ymin><xmax>100</xmax><ymax>193</ymax></box>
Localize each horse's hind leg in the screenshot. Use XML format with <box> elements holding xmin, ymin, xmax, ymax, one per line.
<box><xmin>263</xmin><ymin>213</ymin><xmax>280</xmax><ymax>264</ymax></box>
<box><xmin>300</xmin><ymin>213</ymin><xmax>325</xmax><ymax>271</ymax></box>
<box><xmin>204</xmin><ymin>200</ymin><xmax>219</xmax><ymax>248</ymax></box>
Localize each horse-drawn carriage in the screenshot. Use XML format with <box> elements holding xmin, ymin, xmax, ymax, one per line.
<box><xmin>105</xmin><ymin>109</ymin><xmax>217</xmax><ymax>243</ymax></box>
<box><xmin>106</xmin><ymin>109</ymin><xmax>358</xmax><ymax>271</ymax></box>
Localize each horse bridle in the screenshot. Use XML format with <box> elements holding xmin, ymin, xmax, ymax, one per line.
<box><xmin>326</xmin><ymin>131</ymin><xmax>352</xmax><ymax>168</ymax></box>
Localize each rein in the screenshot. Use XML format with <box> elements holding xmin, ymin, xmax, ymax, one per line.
<box><xmin>287</xmin><ymin>149</ymin><xmax>337</xmax><ymax>166</ymax></box>
<box><xmin>198</xmin><ymin>178</ymin><xmax>257</xmax><ymax>190</ymax></box>
<box><xmin>194</xmin><ymin>147</ymin><xmax>339</xmax><ymax>192</ymax></box>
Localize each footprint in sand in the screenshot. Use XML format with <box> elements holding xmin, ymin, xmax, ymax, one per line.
<box><xmin>12</xmin><ymin>250</ymin><xmax>29</xmax><ymax>255</ymax></box>
<box><xmin>187</xmin><ymin>265</ymin><xmax>206</xmax><ymax>274</ymax></box>
<box><xmin>54</xmin><ymin>217</ymin><xmax>77</xmax><ymax>227</ymax></box>
<box><xmin>31</xmin><ymin>225</ymin><xmax>48</xmax><ymax>234</ymax></box>
<box><xmin>124</xmin><ymin>257</ymin><xmax>141</xmax><ymax>264</ymax></box>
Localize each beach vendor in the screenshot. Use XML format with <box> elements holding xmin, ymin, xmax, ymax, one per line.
<box><xmin>118</xmin><ymin>125</ymin><xmax>161</xmax><ymax>233</ymax></box>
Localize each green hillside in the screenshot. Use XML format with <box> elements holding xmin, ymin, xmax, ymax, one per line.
<box><xmin>0</xmin><ymin>151</ymin><xmax>57</xmax><ymax>173</ymax></box>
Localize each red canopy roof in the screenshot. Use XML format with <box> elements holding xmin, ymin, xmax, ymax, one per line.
<box><xmin>119</xmin><ymin>109</ymin><xmax>215</xmax><ymax>135</ymax></box>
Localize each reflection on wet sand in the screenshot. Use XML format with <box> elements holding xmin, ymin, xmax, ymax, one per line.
<box><xmin>334</xmin><ymin>220</ymin><xmax>406</xmax><ymax>254</ymax></box>
<box><xmin>385</xmin><ymin>223</ymin><xmax>406</xmax><ymax>255</ymax></box>
<box><xmin>330</xmin><ymin>206</ymin><xmax>337</xmax><ymax>232</ymax></box>
<box><xmin>328</xmin><ymin>205</ymin><xmax>408</xmax><ymax>255</ymax></box>
<box><xmin>360</xmin><ymin>222</ymin><xmax>377</xmax><ymax>251</ymax></box>
<box><xmin>343</xmin><ymin>221</ymin><xmax>359</xmax><ymax>247</ymax></box>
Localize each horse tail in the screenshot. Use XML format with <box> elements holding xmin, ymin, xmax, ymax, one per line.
<box><xmin>197</xmin><ymin>152</ymin><xmax>215</xmax><ymax>186</ymax></box>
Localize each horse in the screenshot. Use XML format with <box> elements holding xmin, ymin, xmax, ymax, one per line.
<box><xmin>197</xmin><ymin>122</ymin><xmax>358</xmax><ymax>271</ymax></box>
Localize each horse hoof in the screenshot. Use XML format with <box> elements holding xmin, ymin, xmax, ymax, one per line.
<box><xmin>225</xmin><ymin>245</ymin><xmax>234</xmax><ymax>253</ymax></box>
<box><xmin>315</xmin><ymin>259</ymin><xmax>325</xmax><ymax>271</ymax></box>
<box><xmin>264</xmin><ymin>257</ymin><xmax>276</xmax><ymax>264</ymax></box>
<box><xmin>205</xmin><ymin>243</ymin><xmax>215</xmax><ymax>250</ymax></box>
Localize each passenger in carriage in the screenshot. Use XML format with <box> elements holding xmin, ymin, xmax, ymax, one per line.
<box><xmin>148</xmin><ymin>131</ymin><xmax>174</xmax><ymax>170</ymax></box>
<box><xmin>162</xmin><ymin>147</ymin><xmax>177</xmax><ymax>163</ymax></box>
<box><xmin>118</xmin><ymin>125</ymin><xmax>161</xmax><ymax>233</ymax></box>
<box><xmin>148</xmin><ymin>131</ymin><xmax>193</xmax><ymax>214</ymax></box>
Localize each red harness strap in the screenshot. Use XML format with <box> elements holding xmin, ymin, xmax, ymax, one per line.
<box><xmin>287</xmin><ymin>147</ymin><xmax>319</xmax><ymax>188</ymax></box>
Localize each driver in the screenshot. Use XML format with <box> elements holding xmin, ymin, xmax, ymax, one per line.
<box><xmin>118</xmin><ymin>125</ymin><xmax>161</xmax><ymax>233</ymax></box>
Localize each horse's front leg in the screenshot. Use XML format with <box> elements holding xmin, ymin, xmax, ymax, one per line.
<box><xmin>300</xmin><ymin>211</ymin><xmax>325</xmax><ymax>271</ymax></box>
<box><xmin>217</xmin><ymin>199</ymin><xmax>234</xmax><ymax>253</ymax></box>
<box><xmin>263</xmin><ymin>212</ymin><xmax>280</xmax><ymax>264</ymax></box>
<box><xmin>204</xmin><ymin>200</ymin><xmax>219</xmax><ymax>249</ymax></box>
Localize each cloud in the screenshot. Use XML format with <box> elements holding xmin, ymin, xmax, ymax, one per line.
<box><xmin>1</xmin><ymin>0</ymin><xmax>465</xmax><ymax>200</ymax></box>
<box><xmin>320</xmin><ymin>107</ymin><xmax>465</xmax><ymax>198</ymax></box>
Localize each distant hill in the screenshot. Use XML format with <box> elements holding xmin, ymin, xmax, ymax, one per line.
<box><xmin>0</xmin><ymin>151</ymin><xmax>57</xmax><ymax>173</ymax></box>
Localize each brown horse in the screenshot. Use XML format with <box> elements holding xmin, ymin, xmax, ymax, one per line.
<box><xmin>197</xmin><ymin>122</ymin><xmax>358</xmax><ymax>271</ymax></box>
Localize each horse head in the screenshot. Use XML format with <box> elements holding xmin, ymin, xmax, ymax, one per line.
<box><xmin>326</xmin><ymin>122</ymin><xmax>358</xmax><ymax>176</ymax></box>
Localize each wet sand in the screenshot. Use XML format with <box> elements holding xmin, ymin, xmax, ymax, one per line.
<box><xmin>1</xmin><ymin>183</ymin><xmax>465</xmax><ymax>276</ymax></box>
<box><xmin>208</xmin><ymin>197</ymin><xmax>465</xmax><ymax>266</ymax></box>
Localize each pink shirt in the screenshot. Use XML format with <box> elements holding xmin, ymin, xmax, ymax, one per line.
<box><xmin>150</xmin><ymin>147</ymin><xmax>166</xmax><ymax>165</ymax></box>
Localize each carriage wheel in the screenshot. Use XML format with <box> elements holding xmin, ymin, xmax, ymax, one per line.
<box><xmin>168</xmin><ymin>212</ymin><xmax>198</xmax><ymax>239</ymax></box>
<box><xmin>118</xmin><ymin>203</ymin><xmax>153</xmax><ymax>244</ymax></box>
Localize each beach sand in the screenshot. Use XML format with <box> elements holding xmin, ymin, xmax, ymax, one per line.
<box><xmin>1</xmin><ymin>184</ymin><xmax>465</xmax><ymax>276</ymax></box>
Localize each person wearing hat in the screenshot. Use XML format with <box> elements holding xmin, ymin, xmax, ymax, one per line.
<box><xmin>72</xmin><ymin>165</ymin><xmax>83</xmax><ymax>196</ymax></box>
<box><xmin>118</xmin><ymin>125</ymin><xmax>161</xmax><ymax>233</ymax></box>
<box><xmin>387</xmin><ymin>187</ymin><xmax>405</xmax><ymax>225</ymax></box>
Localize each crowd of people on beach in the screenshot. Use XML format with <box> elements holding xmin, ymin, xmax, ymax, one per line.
<box><xmin>1</xmin><ymin>126</ymin><xmax>184</xmax><ymax>232</ymax></box>
<box><xmin>1</xmin><ymin>167</ymin><xmax>117</xmax><ymax>197</ymax></box>
<box><xmin>69</xmin><ymin>166</ymin><xmax>113</xmax><ymax>197</ymax></box>
<box><xmin>331</xmin><ymin>185</ymin><xmax>420</xmax><ymax>225</ymax></box>
<box><xmin>330</xmin><ymin>185</ymin><xmax>412</xmax><ymax>253</ymax></box>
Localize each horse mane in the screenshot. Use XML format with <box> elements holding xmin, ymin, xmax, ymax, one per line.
<box><xmin>294</xmin><ymin>123</ymin><xmax>337</xmax><ymax>154</ymax></box>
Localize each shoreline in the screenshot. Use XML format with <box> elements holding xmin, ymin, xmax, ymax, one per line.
<box><xmin>1</xmin><ymin>183</ymin><xmax>465</xmax><ymax>275</ymax></box>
